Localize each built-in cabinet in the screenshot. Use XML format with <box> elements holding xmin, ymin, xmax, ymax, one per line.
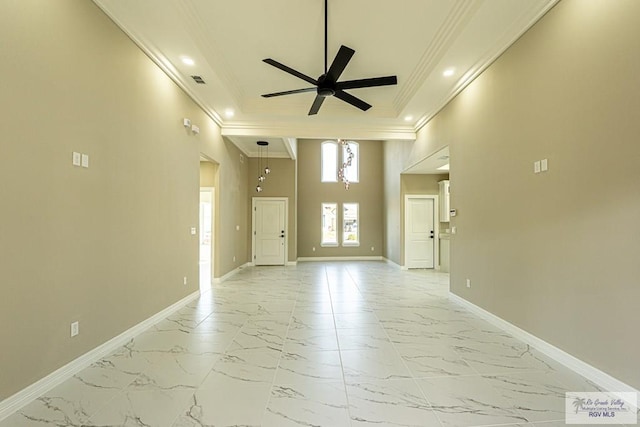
<box><xmin>439</xmin><ymin>180</ymin><xmax>450</xmax><ymax>222</ymax></box>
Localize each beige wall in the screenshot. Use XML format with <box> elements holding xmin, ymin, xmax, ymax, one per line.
<box><xmin>382</xmin><ymin>140</ymin><xmax>413</xmax><ymax>264</ymax></box>
<box><xmin>247</xmin><ymin>158</ymin><xmax>297</xmax><ymax>262</ymax></box>
<box><xmin>404</xmin><ymin>0</ymin><xmax>640</xmax><ymax>388</ymax></box>
<box><xmin>199</xmin><ymin>161</ymin><xmax>218</xmax><ymax>188</ymax></box>
<box><xmin>208</xmin><ymin>137</ymin><xmax>250</xmax><ymax>275</ymax></box>
<box><xmin>298</xmin><ymin>139</ymin><xmax>383</xmax><ymax>258</ymax></box>
<box><xmin>0</xmin><ymin>0</ymin><xmax>249</xmax><ymax>398</ymax></box>
<box><xmin>401</xmin><ymin>174</ymin><xmax>448</xmax><ymax>195</ymax></box>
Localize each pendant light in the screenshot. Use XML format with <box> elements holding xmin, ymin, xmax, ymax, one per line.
<box><xmin>256</xmin><ymin>141</ymin><xmax>270</xmax><ymax>192</ymax></box>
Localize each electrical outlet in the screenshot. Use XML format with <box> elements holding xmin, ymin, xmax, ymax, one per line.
<box><xmin>183</xmin><ymin>276</ymin><xmax>187</xmax><ymax>285</ymax></box>
<box><xmin>71</xmin><ymin>321</ymin><xmax>79</xmax><ymax>337</ymax></box>
<box><xmin>371</xmin><ymin>246</ymin><xmax>375</xmax><ymax>251</ymax></box>
<box><xmin>541</xmin><ymin>158</ymin><xmax>548</xmax><ymax>172</ymax></box>
<box><xmin>312</xmin><ymin>247</ymin><xmax>316</xmax><ymax>252</ymax></box>
<box><xmin>466</xmin><ymin>279</ymin><xmax>471</xmax><ymax>288</ymax></box>
<box><xmin>233</xmin><ymin>256</ymin><xmax>236</xmax><ymax>262</ymax></box>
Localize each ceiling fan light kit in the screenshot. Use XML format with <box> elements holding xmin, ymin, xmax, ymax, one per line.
<box><xmin>262</xmin><ymin>0</ymin><xmax>397</xmax><ymax>115</ymax></box>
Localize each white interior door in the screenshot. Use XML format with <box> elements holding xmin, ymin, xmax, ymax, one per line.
<box><xmin>254</xmin><ymin>198</ymin><xmax>286</xmax><ymax>265</ymax></box>
<box><xmin>405</xmin><ymin>196</ymin><xmax>436</xmax><ymax>269</ymax></box>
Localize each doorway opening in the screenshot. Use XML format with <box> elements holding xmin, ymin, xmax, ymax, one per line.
<box><xmin>199</xmin><ymin>188</ymin><xmax>214</xmax><ymax>292</ymax></box>
<box><xmin>199</xmin><ymin>156</ymin><xmax>218</xmax><ymax>292</ymax></box>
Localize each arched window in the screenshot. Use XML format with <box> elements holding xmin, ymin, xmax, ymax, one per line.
<box><xmin>321</xmin><ymin>140</ymin><xmax>359</xmax><ymax>183</ymax></box>
<box><xmin>342</xmin><ymin>141</ymin><xmax>359</xmax><ymax>183</ymax></box>
<box><xmin>321</xmin><ymin>141</ymin><xmax>338</xmax><ymax>182</ymax></box>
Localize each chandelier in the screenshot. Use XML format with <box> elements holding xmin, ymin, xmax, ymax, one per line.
<box><xmin>337</xmin><ymin>139</ymin><xmax>354</xmax><ymax>190</ymax></box>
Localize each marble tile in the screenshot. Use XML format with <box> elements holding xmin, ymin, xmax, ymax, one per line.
<box><xmin>86</xmin><ymin>388</ymin><xmax>193</xmax><ymax>427</ymax></box>
<box><xmin>3</xmin><ymin>262</ymin><xmax>615</xmax><ymax>427</ymax></box>
<box><xmin>416</xmin><ymin>375</ymin><xmax>529</xmax><ymax>427</ymax></box>
<box><xmin>395</xmin><ymin>343</ymin><xmax>478</xmax><ymax>378</ymax></box>
<box><xmin>211</xmin><ymin>347</ymin><xmax>281</xmax><ymax>383</ymax></box>
<box><xmin>333</xmin><ymin>311</ymin><xmax>381</xmax><ymax>329</ymax></box>
<box><xmin>127</xmin><ymin>352</ymin><xmax>218</xmax><ymax>391</ymax></box>
<box><xmin>337</xmin><ymin>327</ymin><xmax>396</xmax><ymax>351</ymax></box>
<box><xmin>0</xmin><ymin>374</ymin><xmax>124</xmax><ymax>427</ymax></box>
<box><xmin>225</xmin><ymin>326</ymin><xmax>286</xmax><ymax>352</ymax></box>
<box><xmin>262</xmin><ymin>382</ymin><xmax>351</xmax><ymax>427</ymax></box>
<box><xmin>341</xmin><ymin>348</ymin><xmax>413</xmax><ymax>384</ymax></box>
<box><xmin>332</xmin><ymin>301</ymin><xmax>370</xmax><ymax>314</ymax></box>
<box><xmin>454</xmin><ymin>342</ymin><xmax>555</xmax><ymax>375</ymax></box>
<box><xmin>482</xmin><ymin>371</ymin><xmax>570</xmax><ymax>423</ymax></box>
<box><xmin>274</xmin><ymin>350</ymin><xmax>343</xmax><ymax>384</ymax></box>
<box><xmin>288</xmin><ymin>313</ymin><xmax>336</xmax><ymax>330</ymax></box>
<box><xmin>283</xmin><ymin>328</ymin><xmax>339</xmax><ymax>352</ymax></box>
<box><xmin>346</xmin><ymin>379</ymin><xmax>442</xmax><ymax>426</ymax></box>
<box><xmin>171</xmin><ymin>372</ymin><xmax>272</xmax><ymax>427</ymax></box>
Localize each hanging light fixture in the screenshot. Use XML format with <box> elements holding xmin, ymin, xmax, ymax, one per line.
<box><xmin>337</xmin><ymin>139</ymin><xmax>353</xmax><ymax>190</ymax></box>
<box><xmin>256</xmin><ymin>141</ymin><xmax>270</xmax><ymax>192</ymax></box>
<box><xmin>264</xmin><ymin>142</ymin><xmax>271</xmax><ymax>176</ymax></box>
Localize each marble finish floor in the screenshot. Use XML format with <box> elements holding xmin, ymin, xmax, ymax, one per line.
<box><xmin>2</xmin><ymin>261</ymin><xmax>614</xmax><ymax>426</ymax></box>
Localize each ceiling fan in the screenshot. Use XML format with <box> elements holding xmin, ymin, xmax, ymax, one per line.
<box><xmin>261</xmin><ymin>0</ymin><xmax>398</xmax><ymax>115</ymax></box>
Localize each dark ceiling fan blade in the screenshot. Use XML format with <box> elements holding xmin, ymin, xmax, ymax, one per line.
<box><xmin>334</xmin><ymin>90</ymin><xmax>372</xmax><ymax>111</ymax></box>
<box><xmin>326</xmin><ymin>45</ymin><xmax>355</xmax><ymax>83</ymax></box>
<box><xmin>263</xmin><ymin>59</ymin><xmax>318</xmax><ymax>86</ymax></box>
<box><xmin>336</xmin><ymin>75</ymin><xmax>398</xmax><ymax>90</ymax></box>
<box><xmin>308</xmin><ymin>95</ymin><xmax>326</xmax><ymax>115</ymax></box>
<box><xmin>262</xmin><ymin>87</ymin><xmax>317</xmax><ymax>98</ymax></box>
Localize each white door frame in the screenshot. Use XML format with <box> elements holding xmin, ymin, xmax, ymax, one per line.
<box><xmin>252</xmin><ymin>197</ymin><xmax>288</xmax><ymax>266</ymax></box>
<box><xmin>404</xmin><ymin>194</ymin><xmax>439</xmax><ymax>270</ymax></box>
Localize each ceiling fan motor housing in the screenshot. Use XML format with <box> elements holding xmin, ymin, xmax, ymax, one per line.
<box><xmin>317</xmin><ymin>74</ymin><xmax>335</xmax><ymax>97</ymax></box>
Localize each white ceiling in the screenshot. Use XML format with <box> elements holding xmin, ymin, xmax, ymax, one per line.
<box><xmin>93</xmin><ymin>0</ymin><xmax>557</xmax><ymax>165</ymax></box>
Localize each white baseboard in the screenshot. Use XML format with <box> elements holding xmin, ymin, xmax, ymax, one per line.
<box><xmin>297</xmin><ymin>256</ymin><xmax>384</xmax><ymax>262</ymax></box>
<box><xmin>449</xmin><ymin>292</ymin><xmax>638</xmax><ymax>394</ymax></box>
<box><xmin>0</xmin><ymin>290</ymin><xmax>200</xmax><ymax>422</ymax></box>
<box><xmin>286</xmin><ymin>261</ymin><xmax>297</xmax><ymax>266</ymax></box>
<box><xmin>212</xmin><ymin>262</ymin><xmax>250</xmax><ymax>283</ymax></box>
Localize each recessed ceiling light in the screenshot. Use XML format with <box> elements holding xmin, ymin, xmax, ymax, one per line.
<box><xmin>443</xmin><ymin>68</ymin><xmax>455</xmax><ymax>77</ymax></box>
<box><xmin>225</xmin><ymin>109</ymin><xmax>235</xmax><ymax>118</ymax></box>
<box><xmin>181</xmin><ymin>57</ymin><xmax>195</xmax><ymax>66</ymax></box>
<box><xmin>404</xmin><ymin>115</ymin><xmax>413</xmax><ymax>122</ymax></box>
<box><xmin>437</xmin><ymin>163</ymin><xmax>450</xmax><ymax>171</ymax></box>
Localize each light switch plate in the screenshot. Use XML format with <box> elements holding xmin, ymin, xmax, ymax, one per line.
<box><xmin>81</xmin><ymin>154</ymin><xmax>89</xmax><ymax>168</ymax></box>
<box><xmin>541</xmin><ymin>158</ymin><xmax>548</xmax><ymax>171</ymax></box>
<box><xmin>534</xmin><ymin>160</ymin><xmax>541</xmax><ymax>174</ymax></box>
<box><xmin>71</xmin><ymin>321</ymin><xmax>79</xmax><ymax>337</ymax></box>
<box><xmin>72</xmin><ymin>152</ymin><xmax>81</xmax><ymax>166</ymax></box>
<box><xmin>190</xmin><ymin>227</ymin><xmax>197</xmax><ymax>235</ymax></box>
